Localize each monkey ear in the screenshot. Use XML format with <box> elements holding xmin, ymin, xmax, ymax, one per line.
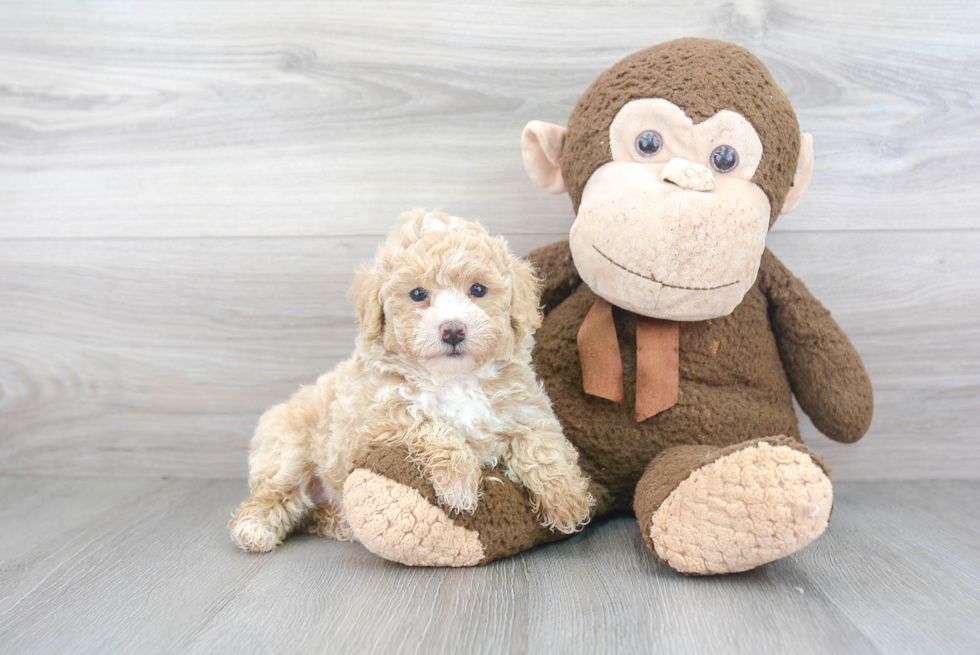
<box><xmin>349</xmin><ymin>265</ymin><xmax>385</xmax><ymax>342</ymax></box>
<box><xmin>522</xmin><ymin>121</ymin><xmax>568</xmax><ymax>194</ymax></box>
<box><xmin>781</xmin><ymin>133</ymin><xmax>814</xmax><ymax>215</ymax></box>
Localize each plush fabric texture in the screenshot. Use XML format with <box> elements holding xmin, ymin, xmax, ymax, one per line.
<box><xmin>607</xmin><ymin>99</ymin><xmax>765</xmax><ymax>175</ymax></box>
<box><xmin>632</xmin><ymin>436</ymin><xmax>830</xmax><ymax>544</ymax></box>
<box><xmin>521</xmin><ymin>120</ymin><xmax>568</xmax><ymax>194</ymax></box>
<box><xmin>528</xmin><ymin>242</ymin><xmax>870</xmax><ymax>511</ymax></box>
<box><xmin>570</xmin><ymin>161</ymin><xmax>772</xmax><ymax>320</ymax></box>
<box><xmin>642</xmin><ymin>440</ymin><xmax>833</xmax><ymax>575</ymax></box>
<box><xmin>344</xmin><ymin>467</ymin><xmax>484</xmax><ymax>567</ymax></box>
<box><xmin>562</xmin><ymin>37</ymin><xmax>800</xmax><ymax>225</ymax></box>
<box><xmin>759</xmin><ymin>251</ymin><xmax>875</xmax><ymax>443</ymax></box>
<box><xmin>350</xmin><ymin>447</ymin><xmax>561</xmax><ymax>565</ymax></box>
<box><xmin>659</xmin><ymin>157</ymin><xmax>715</xmax><ymax>191</ymax></box>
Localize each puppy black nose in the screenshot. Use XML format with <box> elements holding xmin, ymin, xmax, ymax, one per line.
<box><xmin>441</xmin><ymin>322</ymin><xmax>466</xmax><ymax>347</ymax></box>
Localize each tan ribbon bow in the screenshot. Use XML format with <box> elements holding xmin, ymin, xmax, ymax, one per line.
<box><xmin>576</xmin><ymin>297</ymin><xmax>679</xmax><ymax>422</ymax></box>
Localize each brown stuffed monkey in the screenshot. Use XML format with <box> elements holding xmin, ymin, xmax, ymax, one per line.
<box><xmin>342</xmin><ymin>38</ymin><xmax>873</xmax><ymax>574</ymax></box>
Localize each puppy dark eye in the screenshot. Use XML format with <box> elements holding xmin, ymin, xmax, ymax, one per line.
<box><xmin>469</xmin><ymin>283</ymin><xmax>487</xmax><ymax>298</ymax></box>
<box><xmin>410</xmin><ymin>288</ymin><xmax>428</xmax><ymax>302</ymax></box>
<box><xmin>635</xmin><ymin>130</ymin><xmax>663</xmax><ymax>157</ymax></box>
<box><xmin>710</xmin><ymin>145</ymin><xmax>739</xmax><ymax>173</ymax></box>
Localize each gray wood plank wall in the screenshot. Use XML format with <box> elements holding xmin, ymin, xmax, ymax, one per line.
<box><xmin>2</xmin><ymin>0</ymin><xmax>978</xmax><ymax>480</ymax></box>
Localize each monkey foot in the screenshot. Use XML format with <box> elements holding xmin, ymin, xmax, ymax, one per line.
<box><xmin>343</xmin><ymin>468</ymin><xmax>484</xmax><ymax>567</ymax></box>
<box><xmin>650</xmin><ymin>441</ymin><xmax>833</xmax><ymax>575</ymax></box>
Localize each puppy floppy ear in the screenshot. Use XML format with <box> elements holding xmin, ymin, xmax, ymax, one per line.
<box><xmin>510</xmin><ymin>257</ymin><xmax>543</xmax><ymax>340</ymax></box>
<box><xmin>349</xmin><ymin>265</ymin><xmax>384</xmax><ymax>341</ymax></box>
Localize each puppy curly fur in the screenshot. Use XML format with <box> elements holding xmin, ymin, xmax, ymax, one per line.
<box><xmin>230</xmin><ymin>210</ymin><xmax>594</xmax><ymax>553</ymax></box>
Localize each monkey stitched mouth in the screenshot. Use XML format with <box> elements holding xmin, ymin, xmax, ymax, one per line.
<box><xmin>592</xmin><ymin>245</ymin><xmax>739</xmax><ymax>291</ymax></box>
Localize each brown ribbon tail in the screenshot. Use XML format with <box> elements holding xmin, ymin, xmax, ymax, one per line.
<box><xmin>577</xmin><ymin>297</ymin><xmax>624</xmax><ymax>404</ymax></box>
<box><xmin>635</xmin><ymin>316</ymin><xmax>679</xmax><ymax>422</ymax></box>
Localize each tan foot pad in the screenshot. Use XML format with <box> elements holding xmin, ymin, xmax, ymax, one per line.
<box><xmin>651</xmin><ymin>442</ymin><xmax>833</xmax><ymax>575</ymax></box>
<box><xmin>343</xmin><ymin>468</ymin><xmax>484</xmax><ymax>567</ymax></box>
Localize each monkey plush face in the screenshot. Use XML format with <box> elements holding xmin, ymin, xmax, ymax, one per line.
<box><xmin>569</xmin><ymin>98</ymin><xmax>772</xmax><ymax>319</ymax></box>
<box><xmin>522</xmin><ymin>38</ymin><xmax>814</xmax><ymax>321</ymax></box>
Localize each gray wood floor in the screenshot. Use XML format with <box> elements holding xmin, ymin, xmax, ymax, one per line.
<box><xmin>0</xmin><ymin>476</ymin><xmax>977</xmax><ymax>655</ymax></box>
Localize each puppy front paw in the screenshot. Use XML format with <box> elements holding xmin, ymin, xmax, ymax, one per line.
<box><xmin>428</xmin><ymin>464</ymin><xmax>480</xmax><ymax>514</ymax></box>
<box><xmin>535</xmin><ymin>481</ymin><xmax>595</xmax><ymax>534</ymax></box>
<box><xmin>229</xmin><ymin>517</ymin><xmax>280</xmax><ymax>553</ymax></box>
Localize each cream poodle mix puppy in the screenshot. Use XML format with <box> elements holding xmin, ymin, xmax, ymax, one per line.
<box><xmin>230</xmin><ymin>209</ymin><xmax>593</xmax><ymax>555</ymax></box>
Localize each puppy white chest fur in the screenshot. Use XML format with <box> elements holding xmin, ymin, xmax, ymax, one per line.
<box><xmin>411</xmin><ymin>373</ymin><xmax>505</xmax><ymax>461</ymax></box>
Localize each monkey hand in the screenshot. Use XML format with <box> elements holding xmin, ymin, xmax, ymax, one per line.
<box><xmin>761</xmin><ymin>250</ymin><xmax>874</xmax><ymax>443</ymax></box>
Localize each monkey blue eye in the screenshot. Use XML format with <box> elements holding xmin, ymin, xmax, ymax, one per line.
<box><xmin>410</xmin><ymin>288</ymin><xmax>428</xmax><ymax>302</ymax></box>
<box><xmin>710</xmin><ymin>145</ymin><xmax>739</xmax><ymax>173</ymax></box>
<box><xmin>469</xmin><ymin>283</ymin><xmax>487</xmax><ymax>298</ymax></box>
<box><xmin>635</xmin><ymin>130</ymin><xmax>663</xmax><ymax>157</ymax></box>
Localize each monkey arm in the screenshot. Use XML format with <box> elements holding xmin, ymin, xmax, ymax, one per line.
<box><xmin>525</xmin><ymin>240</ymin><xmax>582</xmax><ymax>315</ymax></box>
<box><xmin>758</xmin><ymin>249</ymin><xmax>874</xmax><ymax>443</ymax></box>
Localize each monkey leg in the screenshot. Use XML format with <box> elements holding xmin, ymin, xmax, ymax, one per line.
<box><xmin>633</xmin><ymin>436</ymin><xmax>833</xmax><ymax>575</ymax></box>
<box><xmin>343</xmin><ymin>446</ymin><xmax>591</xmax><ymax>566</ymax></box>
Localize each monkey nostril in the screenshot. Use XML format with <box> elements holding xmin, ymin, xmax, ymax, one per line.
<box><xmin>661</xmin><ymin>158</ymin><xmax>714</xmax><ymax>192</ymax></box>
<box><xmin>441</xmin><ymin>322</ymin><xmax>466</xmax><ymax>347</ymax></box>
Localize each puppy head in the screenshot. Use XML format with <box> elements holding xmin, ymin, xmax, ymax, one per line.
<box><xmin>350</xmin><ymin>209</ymin><xmax>542</xmax><ymax>374</ymax></box>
